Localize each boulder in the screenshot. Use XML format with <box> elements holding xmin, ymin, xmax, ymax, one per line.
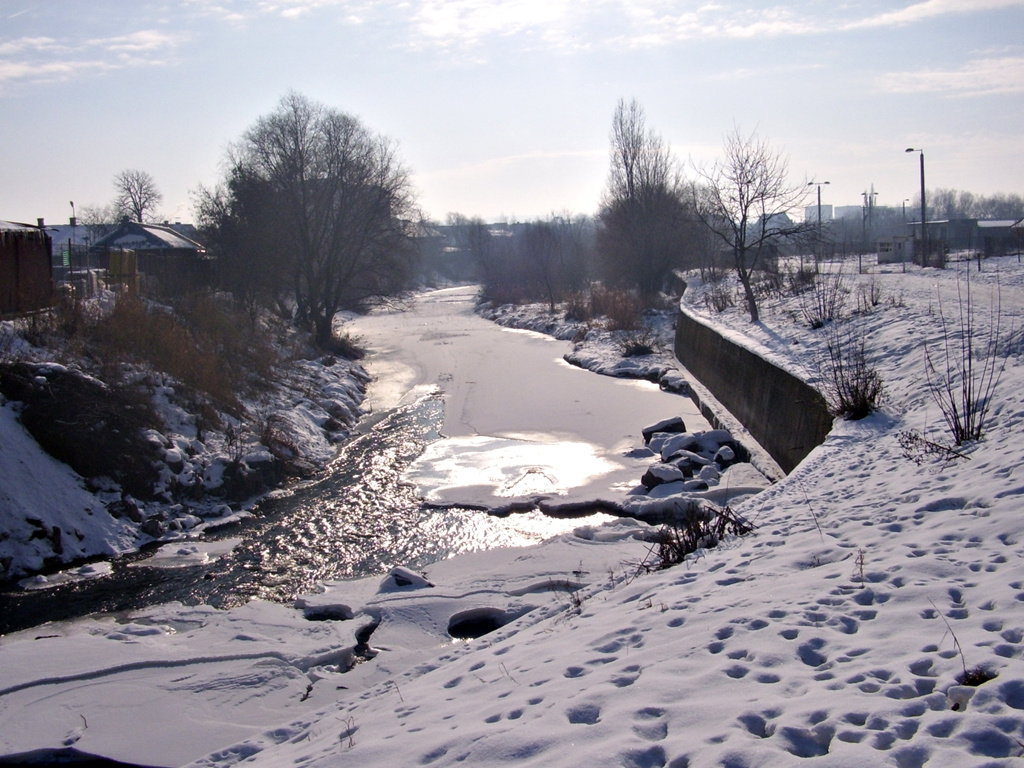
<box><xmin>696</xmin><ymin>429</ymin><xmax>735</xmax><ymax>452</ymax></box>
<box><xmin>380</xmin><ymin>566</ymin><xmax>434</xmax><ymax>592</ymax></box>
<box><xmin>642</xmin><ymin>417</ymin><xmax>687</xmax><ymax>444</ymax></box>
<box><xmin>714</xmin><ymin>445</ymin><xmax>737</xmax><ymax>468</ymax></box>
<box><xmin>660</xmin><ymin>434</ymin><xmax>701</xmax><ymax>462</ymax></box>
<box><xmin>641</xmin><ymin>463</ymin><xmax>685</xmax><ymax>490</ymax></box>
<box><xmin>668</xmin><ymin>448</ymin><xmax>712</xmax><ymax>467</ymax></box>
<box><xmin>659</xmin><ymin>372</ymin><xmax>690</xmax><ymax>395</ymax></box>
<box><xmin>697</xmin><ymin>464</ymin><xmax>721</xmax><ymax>485</ymax></box>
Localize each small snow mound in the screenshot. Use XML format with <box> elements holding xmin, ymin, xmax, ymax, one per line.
<box><xmin>380</xmin><ymin>566</ymin><xmax>434</xmax><ymax>592</ymax></box>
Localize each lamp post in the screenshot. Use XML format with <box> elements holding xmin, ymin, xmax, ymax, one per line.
<box><xmin>69</xmin><ymin>201</ymin><xmax>76</xmax><ymax>277</ymax></box>
<box><xmin>906</xmin><ymin>148</ymin><xmax>927</xmax><ymax>265</ymax></box>
<box><xmin>807</xmin><ymin>180</ymin><xmax>829</xmax><ymax>269</ymax></box>
<box><xmin>902</xmin><ymin>198</ymin><xmax>910</xmax><ymax>225</ymax></box>
<box><xmin>860</xmin><ymin>189</ymin><xmax>877</xmax><ymax>273</ymax></box>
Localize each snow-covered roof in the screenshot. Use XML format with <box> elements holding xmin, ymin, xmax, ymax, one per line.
<box><xmin>0</xmin><ymin>220</ymin><xmax>44</xmax><ymax>232</ymax></box>
<box><xmin>92</xmin><ymin>221</ymin><xmax>206</xmax><ymax>251</ymax></box>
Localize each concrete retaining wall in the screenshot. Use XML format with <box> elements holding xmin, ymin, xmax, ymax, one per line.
<box><xmin>674</xmin><ymin>307</ymin><xmax>833</xmax><ymax>474</ymax></box>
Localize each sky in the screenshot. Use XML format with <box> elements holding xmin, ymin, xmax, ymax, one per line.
<box><xmin>1</xmin><ymin>0</ymin><xmax>1022</xmax><ymax>226</ymax></box>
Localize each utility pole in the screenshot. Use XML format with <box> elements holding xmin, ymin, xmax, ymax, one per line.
<box><xmin>906</xmin><ymin>149</ymin><xmax>927</xmax><ymax>265</ymax></box>
<box><xmin>807</xmin><ymin>180</ymin><xmax>829</xmax><ymax>270</ymax></box>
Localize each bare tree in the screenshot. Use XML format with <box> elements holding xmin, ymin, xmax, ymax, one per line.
<box><xmin>926</xmin><ymin>189</ymin><xmax>1024</xmax><ymax>220</ymax></box>
<box><xmin>974</xmin><ymin>192</ymin><xmax>1024</xmax><ymax>219</ymax></box>
<box><xmin>205</xmin><ymin>92</ymin><xmax>418</xmax><ymax>347</ymax></box>
<box><xmin>931</xmin><ymin>188</ymin><xmax>976</xmax><ymax>220</ymax></box>
<box><xmin>598</xmin><ymin>99</ymin><xmax>695</xmax><ymax>297</ymax></box>
<box><xmin>77</xmin><ymin>203</ymin><xmax>118</xmax><ymax>242</ymax></box>
<box><xmin>692</xmin><ymin>127</ymin><xmax>811</xmax><ymax>322</ymax></box>
<box><xmin>113</xmin><ymin>169</ymin><xmax>163</xmax><ymax>223</ymax></box>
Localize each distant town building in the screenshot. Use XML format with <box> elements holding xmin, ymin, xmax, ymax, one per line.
<box><xmin>833</xmin><ymin>206</ymin><xmax>863</xmax><ymax>220</ymax></box>
<box><xmin>803</xmin><ymin>204</ymin><xmax>833</xmax><ymax>223</ymax></box>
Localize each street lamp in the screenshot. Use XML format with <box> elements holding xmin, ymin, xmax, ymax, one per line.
<box><xmin>902</xmin><ymin>198</ymin><xmax>910</xmax><ymax>225</ymax></box>
<box><xmin>860</xmin><ymin>190</ymin><xmax>877</xmax><ymax>274</ymax></box>
<box><xmin>807</xmin><ymin>181</ymin><xmax>829</xmax><ymax>267</ymax></box>
<box><xmin>906</xmin><ymin>148</ymin><xmax>927</xmax><ymax>264</ymax></box>
<box><xmin>69</xmin><ymin>201</ymin><xmax>76</xmax><ymax>276</ymax></box>
<box><xmin>807</xmin><ymin>181</ymin><xmax>830</xmax><ymax>228</ymax></box>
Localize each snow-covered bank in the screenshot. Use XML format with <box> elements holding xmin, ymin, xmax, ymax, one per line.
<box><xmin>3</xmin><ymin>264</ymin><xmax>1024</xmax><ymax>767</ymax></box>
<box><xmin>0</xmin><ymin>302</ymin><xmax>370</xmax><ymax>580</ymax></box>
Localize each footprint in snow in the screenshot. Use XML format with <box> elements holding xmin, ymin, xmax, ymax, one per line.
<box><xmin>632</xmin><ymin>707</ymin><xmax>668</xmax><ymax>741</ymax></box>
<box><xmin>566</xmin><ymin>702</ymin><xmax>601</xmax><ymax>725</ymax></box>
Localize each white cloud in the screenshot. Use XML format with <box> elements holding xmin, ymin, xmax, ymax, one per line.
<box><xmin>0</xmin><ymin>30</ymin><xmax>183</xmax><ymax>86</ymax></box>
<box><xmin>0</xmin><ymin>59</ymin><xmax>113</xmax><ymax>84</ymax></box>
<box><xmin>0</xmin><ymin>37</ymin><xmax>63</xmax><ymax>56</ymax></box>
<box><xmin>90</xmin><ymin>30</ymin><xmax>185</xmax><ymax>54</ymax></box>
<box><xmin>880</xmin><ymin>55</ymin><xmax>1024</xmax><ymax>97</ymax></box>
<box><xmin>847</xmin><ymin>0</ymin><xmax>1024</xmax><ymax>30</ymax></box>
<box><xmin>411</xmin><ymin>0</ymin><xmax>572</xmax><ymax>47</ymax></box>
<box><xmin>396</xmin><ymin>0</ymin><xmax>1024</xmax><ymax>52</ymax></box>
<box><xmin>180</xmin><ymin>0</ymin><xmax>352</xmax><ymax>22</ymax></box>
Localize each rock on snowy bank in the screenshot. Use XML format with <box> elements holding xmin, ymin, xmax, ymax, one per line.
<box><xmin>624</xmin><ymin>420</ymin><xmax>768</xmax><ymax>521</ymax></box>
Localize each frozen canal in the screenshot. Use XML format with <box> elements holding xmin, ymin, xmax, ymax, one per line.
<box><xmin>0</xmin><ymin>287</ymin><xmax>708</xmax><ymax>633</ymax></box>
<box><xmin>347</xmin><ymin>285</ymin><xmax>711</xmax><ymax>512</ymax></box>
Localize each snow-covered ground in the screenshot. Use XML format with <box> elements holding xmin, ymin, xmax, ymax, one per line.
<box><xmin>3</xmin><ymin>259</ymin><xmax>1024</xmax><ymax>767</ymax></box>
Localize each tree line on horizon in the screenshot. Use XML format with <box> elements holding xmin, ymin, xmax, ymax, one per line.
<box><xmin>74</xmin><ymin>92</ymin><xmax>1024</xmax><ymax>342</ymax></box>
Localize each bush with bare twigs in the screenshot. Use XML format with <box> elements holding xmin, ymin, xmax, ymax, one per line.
<box><xmin>618</xmin><ymin>326</ymin><xmax>659</xmax><ymax>357</ymax></box>
<box><xmin>800</xmin><ymin>269</ymin><xmax>848</xmax><ymax>329</ymax></box>
<box><xmin>637</xmin><ymin>502</ymin><xmax>754</xmax><ymax>573</ymax></box>
<box><xmin>590</xmin><ymin>285</ymin><xmax>644</xmax><ymax>331</ymax></box>
<box><xmin>822</xmin><ymin>327</ymin><xmax>884</xmax><ymax>420</ymax></box>
<box><xmin>924</xmin><ymin>277</ymin><xmax>1007</xmax><ymax>445</ymax></box>
<box><xmin>703</xmin><ymin>284</ymin><xmax>735</xmax><ymax>313</ymax></box>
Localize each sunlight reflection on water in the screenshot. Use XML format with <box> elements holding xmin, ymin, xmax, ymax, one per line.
<box><xmin>0</xmin><ymin>392</ymin><xmax>614</xmax><ymax>634</ymax></box>
<box><xmin>237</xmin><ymin>396</ymin><xmax>614</xmax><ymax>602</ymax></box>
<box><xmin>408</xmin><ymin>435</ymin><xmax>618</xmax><ymax>501</ymax></box>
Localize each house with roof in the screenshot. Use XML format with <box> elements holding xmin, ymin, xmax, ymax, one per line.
<box><xmin>1</xmin><ymin>220</ymin><xmax>53</xmax><ymax>315</ymax></box>
<box><xmin>91</xmin><ymin>219</ymin><xmax>211</xmax><ymax>296</ymax></box>
<box><xmin>977</xmin><ymin>219</ymin><xmax>1020</xmax><ymax>257</ymax></box>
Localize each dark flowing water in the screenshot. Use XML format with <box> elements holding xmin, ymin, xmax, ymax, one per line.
<box><xmin>0</xmin><ymin>394</ymin><xmax>603</xmax><ymax>635</ymax></box>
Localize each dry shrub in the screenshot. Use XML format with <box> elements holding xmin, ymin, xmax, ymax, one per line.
<box><xmin>0</xmin><ymin>325</ymin><xmax>16</xmax><ymax>363</ymax></box>
<box><xmin>175</xmin><ymin>293</ymin><xmax>279</xmax><ymax>389</ymax></box>
<box><xmin>482</xmin><ymin>284</ymin><xmax>529</xmax><ymax>307</ymax></box>
<box><xmin>638</xmin><ymin>502</ymin><xmax>754</xmax><ymax>573</ymax></box>
<box><xmin>563</xmin><ymin>291</ymin><xmax>593</xmax><ymax>323</ymax></box>
<box><xmin>590</xmin><ymin>286</ymin><xmax>643</xmax><ymax>331</ymax></box>
<box><xmin>87</xmin><ymin>293</ymin><xmax>277</xmax><ymax>410</ymax></box>
<box><xmin>787</xmin><ymin>264</ymin><xmax>818</xmax><ymax>296</ymax></box>
<box><xmin>855</xmin><ymin>277</ymin><xmax>884</xmax><ymax>312</ymax></box>
<box><xmin>704</xmin><ymin>284</ymin><xmax>734</xmax><ymax>313</ymax></box>
<box><xmin>800</xmin><ymin>270</ymin><xmax>848</xmax><ymax>329</ymax></box>
<box><xmin>322</xmin><ymin>331</ymin><xmax>365</xmax><ymax>361</ymax></box>
<box><xmin>0</xmin><ymin>361</ymin><xmax>162</xmax><ymax>498</ymax></box>
<box><xmin>924</xmin><ymin>278</ymin><xmax>1006</xmax><ymax>445</ymax></box>
<box><xmin>822</xmin><ymin>327</ymin><xmax>884</xmax><ymax>420</ymax></box>
<box><xmin>618</xmin><ymin>327</ymin><xmax>658</xmax><ymax>357</ymax></box>
<box><xmin>752</xmin><ymin>265</ymin><xmax>785</xmax><ymax>300</ymax></box>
